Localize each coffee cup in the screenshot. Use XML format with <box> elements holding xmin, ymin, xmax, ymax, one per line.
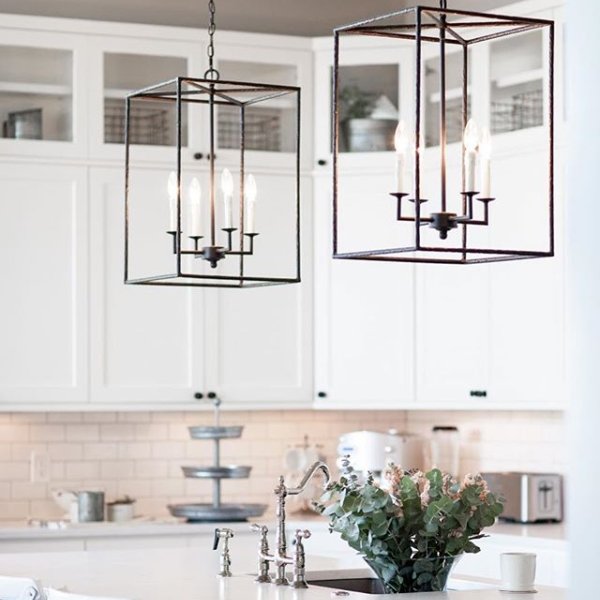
<box><xmin>500</xmin><ymin>552</ymin><xmax>536</xmax><ymax>593</ymax></box>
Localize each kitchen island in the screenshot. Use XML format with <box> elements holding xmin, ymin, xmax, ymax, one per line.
<box><xmin>0</xmin><ymin>537</ymin><xmax>565</xmax><ymax>600</ymax></box>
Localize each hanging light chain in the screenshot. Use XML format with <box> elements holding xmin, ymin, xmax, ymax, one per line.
<box><xmin>205</xmin><ymin>0</ymin><xmax>220</xmax><ymax>80</ymax></box>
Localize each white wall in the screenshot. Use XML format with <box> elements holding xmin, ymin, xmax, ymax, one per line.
<box><xmin>566</xmin><ymin>1</ymin><xmax>600</xmax><ymax>597</ymax></box>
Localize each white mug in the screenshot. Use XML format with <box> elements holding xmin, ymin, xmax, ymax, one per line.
<box><xmin>500</xmin><ymin>552</ymin><xmax>537</xmax><ymax>592</ymax></box>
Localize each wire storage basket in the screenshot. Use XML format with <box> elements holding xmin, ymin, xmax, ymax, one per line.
<box><xmin>105</xmin><ymin>98</ymin><xmax>171</xmax><ymax>145</ymax></box>
<box><xmin>491</xmin><ymin>88</ymin><xmax>544</xmax><ymax>134</ymax></box>
<box><xmin>218</xmin><ymin>105</ymin><xmax>282</xmax><ymax>151</ymax></box>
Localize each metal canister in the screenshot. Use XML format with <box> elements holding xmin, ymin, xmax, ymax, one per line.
<box><xmin>78</xmin><ymin>491</ymin><xmax>105</xmax><ymax>522</ymax></box>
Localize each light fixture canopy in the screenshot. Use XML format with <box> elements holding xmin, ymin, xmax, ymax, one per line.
<box><xmin>124</xmin><ymin>0</ymin><xmax>301</xmax><ymax>287</ymax></box>
<box><xmin>332</xmin><ymin>2</ymin><xmax>555</xmax><ymax>264</ymax></box>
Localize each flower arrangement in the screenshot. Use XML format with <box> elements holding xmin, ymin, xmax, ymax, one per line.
<box><xmin>315</xmin><ymin>459</ymin><xmax>503</xmax><ymax>594</ymax></box>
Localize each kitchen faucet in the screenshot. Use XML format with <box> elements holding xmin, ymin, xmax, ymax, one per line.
<box><xmin>250</xmin><ymin>461</ymin><xmax>331</xmax><ymax>587</ymax></box>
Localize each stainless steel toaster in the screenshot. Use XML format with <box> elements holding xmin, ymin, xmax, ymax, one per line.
<box><xmin>482</xmin><ymin>472</ymin><xmax>563</xmax><ymax>523</ymax></box>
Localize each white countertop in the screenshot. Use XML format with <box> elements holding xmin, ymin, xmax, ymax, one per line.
<box><xmin>0</xmin><ymin>540</ymin><xmax>565</xmax><ymax>600</ymax></box>
<box><xmin>0</xmin><ymin>515</ymin><xmax>567</xmax><ymax>544</ymax></box>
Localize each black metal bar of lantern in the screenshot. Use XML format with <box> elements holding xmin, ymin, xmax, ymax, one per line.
<box><xmin>176</xmin><ymin>77</ymin><xmax>183</xmax><ymax>277</ymax></box>
<box><xmin>414</xmin><ymin>7</ymin><xmax>423</xmax><ymax>248</ymax></box>
<box><xmin>439</xmin><ymin>5</ymin><xmax>447</xmax><ymax>217</ymax></box>
<box><xmin>239</xmin><ymin>104</ymin><xmax>246</xmax><ymax>282</ymax></box>
<box><xmin>123</xmin><ymin>96</ymin><xmax>131</xmax><ymax>284</ymax></box>
<box><xmin>295</xmin><ymin>86</ymin><xmax>302</xmax><ymax>281</ymax></box>
<box><xmin>461</xmin><ymin>41</ymin><xmax>468</xmax><ymax>260</ymax></box>
<box><xmin>548</xmin><ymin>22</ymin><xmax>555</xmax><ymax>257</ymax></box>
<box><xmin>332</xmin><ymin>30</ymin><xmax>340</xmax><ymax>257</ymax></box>
<box><xmin>332</xmin><ymin>3</ymin><xmax>555</xmax><ymax>264</ymax></box>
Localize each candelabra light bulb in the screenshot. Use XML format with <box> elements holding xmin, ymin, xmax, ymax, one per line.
<box><xmin>394</xmin><ymin>120</ymin><xmax>409</xmax><ymax>155</ymax></box>
<box><xmin>221</xmin><ymin>168</ymin><xmax>234</xmax><ymax>197</ymax></box>
<box><xmin>189</xmin><ymin>177</ymin><xmax>201</xmax><ymax>205</ymax></box>
<box><xmin>167</xmin><ymin>171</ymin><xmax>178</xmax><ymax>201</ymax></box>
<box><xmin>463</xmin><ymin>118</ymin><xmax>480</xmax><ymax>153</ymax></box>
<box><xmin>245</xmin><ymin>174</ymin><xmax>257</xmax><ymax>203</ymax></box>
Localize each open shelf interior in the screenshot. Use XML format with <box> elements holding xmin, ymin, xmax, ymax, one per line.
<box><xmin>490</xmin><ymin>30</ymin><xmax>544</xmax><ymax>134</ymax></box>
<box><xmin>0</xmin><ymin>45</ymin><xmax>72</xmax><ymax>141</ymax></box>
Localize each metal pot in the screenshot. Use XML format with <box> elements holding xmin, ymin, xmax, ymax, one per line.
<box><xmin>346</xmin><ymin>118</ymin><xmax>396</xmax><ymax>152</ymax></box>
<box><xmin>77</xmin><ymin>491</ymin><xmax>105</xmax><ymax>522</ymax></box>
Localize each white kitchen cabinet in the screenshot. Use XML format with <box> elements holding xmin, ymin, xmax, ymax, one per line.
<box><xmin>0</xmin><ymin>29</ymin><xmax>88</xmax><ymax>160</ymax></box>
<box><xmin>89</xmin><ymin>166</ymin><xmax>204</xmax><ymax>406</ymax></box>
<box><xmin>415</xmin><ymin>263</ymin><xmax>490</xmax><ymax>407</ymax></box>
<box><xmin>90</xmin><ymin>167</ymin><xmax>312</xmax><ymax>408</ymax></box>
<box><xmin>204</xmin><ymin>172</ymin><xmax>314</xmax><ymax>407</ymax></box>
<box><xmin>0</xmin><ymin>2</ymin><xmax>567</xmax><ymax>412</ymax></box>
<box><xmin>313</xmin><ymin>174</ymin><xmax>416</xmax><ymax>408</ymax></box>
<box><xmin>313</xmin><ymin>38</ymin><xmax>413</xmax><ymax>173</ymax></box>
<box><xmin>213</xmin><ymin>40</ymin><xmax>313</xmax><ymax>171</ymax></box>
<box><xmin>487</xmin><ymin>150</ymin><xmax>565</xmax><ymax>408</ymax></box>
<box><xmin>87</xmin><ymin>35</ymin><xmax>201</xmax><ymax>164</ymax></box>
<box><xmin>0</xmin><ymin>163</ymin><xmax>88</xmax><ymax>406</ymax></box>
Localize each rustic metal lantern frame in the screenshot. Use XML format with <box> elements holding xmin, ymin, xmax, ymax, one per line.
<box><xmin>124</xmin><ymin>76</ymin><xmax>301</xmax><ymax>288</ymax></box>
<box><xmin>332</xmin><ymin>4</ymin><xmax>555</xmax><ymax>264</ymax></box>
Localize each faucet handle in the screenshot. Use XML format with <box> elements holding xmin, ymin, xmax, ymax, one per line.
<box><xmin>213</xmin><ymin>528</ymin><xmax>234</xmax><ymax>577</ymax></box>
<box><xmin>294</xmin><ymin>529</ymin><xmax>311</xmax><ymax>544</ymax></box>
<box><xmin>213</xmin><ymin>527</ymin><xmax>234</xmax><ymax>550</ymax></box>
<box><xmin>250</xmin><ymin>522</ymin><xmax>268</xmax><ymax>536</ymax></box>
<box><xmin>291</xmin><ymin>529</ymin><xmax>312</xmax><ymax>589</ymax></box>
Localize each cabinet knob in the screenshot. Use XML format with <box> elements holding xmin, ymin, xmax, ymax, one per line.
<box><xmin>193</xmin><ymin>152</ymin><xmax>204</xmax><ymax>160</ymax></box>
<box><xmin>470</xmin><ymin>390</ymin><xmax>488</xmax><ymax>398</ymax></box>
<box><xmin>207</xmin><ymin>391</ymin><xmax>217</xmax><ymax>399</ymax></box>
<box><xmin>317</xmin><ymin>159</ymin><xmax>328</xmax><ymax>166</ymax></box>
<box><xmin>317</xmin><ymin>391</ymin><xmax>327</xmax><ymax>399</ymax></box>
<box><xmin>194</xmin><ymin>392</ymin><xmax>204</xmax><ymax>400</ymax></box>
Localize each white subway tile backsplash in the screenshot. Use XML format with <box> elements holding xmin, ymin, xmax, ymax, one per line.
<box><xmin>83</xmin><ymin>443</ymin><xmax>119</xmax><ymax>461</ymax></box>
<box><xmin>0</xmin><ymin>409</ymin><xmax>565</xmax><ymax>520</ymax></box>
<box><xmin>66</xmin><ymin>425</ymin><xmax>100</xmax><ymax>442</ymax></box>
<box><xmin>65</xmin><ymin>462</ymin><xmax>101</xmax><ymax>480</ymax></box>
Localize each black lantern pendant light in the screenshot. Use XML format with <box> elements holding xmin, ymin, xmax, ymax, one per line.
<box><xmin>124</xmin><ymin>0</ymin><xmax>301</xmax><ymax>287</ymax></box>
<box><xmin>332</xmin><ymin>1</ymin><xmax>555</xmax><ymax>264</ymax></box>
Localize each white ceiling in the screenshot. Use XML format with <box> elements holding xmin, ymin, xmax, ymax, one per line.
<box><xmin>0</xmin><ymin>0</ymin><xmax>518</xmax><ymax>36</ymax></box>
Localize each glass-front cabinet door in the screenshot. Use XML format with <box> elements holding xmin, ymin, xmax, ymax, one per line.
<box><xmin>0</xmin><ymin>30</ymin><xmax>86</xmax><ymax>158</ymax></box>
<box><xmin>212</xmin><ymin>43</ymin><xmax>312</xmax><ymax>170</ymax></box>
<box><xmin>314</xmin><ymin>39</ymin><xmax>413</xmax><ymax>172</ymax></box>
<box><xmin>88</xmin><ymin>37</ymin><xmax>200</xmax><ymax>162</ymax></box>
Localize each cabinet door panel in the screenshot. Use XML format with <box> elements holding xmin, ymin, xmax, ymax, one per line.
<box><xmin>204</xmin><ymin>173</ymin><xmax>312</xmax><ymax>405</ymax></box>
<box><xmin>90</xmin><ymin>167</ymin><xmax>202</xmax><ymax>404</ymax></box>
<box><xmin>416</xmin><ymin>263</ymin><xmax>490</xmax><ymax>405</ymax></box>
<box><xmin>0</xmin><ymin>164</ymin><xmax>87</xmax><ymax>403</ymax></box>
<box><xmin>314</xmin><ymin>174</ymin><xmax>415</xmax><ymax>408</ymax></box>
<box><xmin>488</xmin><ymin>151</ymin><xmax>564</xmax><ymax>406</ymax></box>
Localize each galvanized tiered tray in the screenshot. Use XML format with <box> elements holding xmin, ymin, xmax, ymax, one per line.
<box><xmin>167</xmin><ymin>396</ymin><xmax>267</xmax><ymax>522</ymax></box>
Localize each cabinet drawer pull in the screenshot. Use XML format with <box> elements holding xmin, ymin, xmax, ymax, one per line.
<box><xmin>194</xmin><ymin>392</ymin><xmax>204</xmax><ymax>400</ymax></box>
<box><xmin>470</xmin><ymin>390</ymin><xmax>487</xmax><ymax>398</ymax></box>
<box><xmin>193</xmin><ymin>152</ymin><xmax>204</xmax><ymax>160</ymax></box>
<box><xmin>317</xmin><ymin>159</ymin><xmax>328</xmax><ymax>166</ymax></box>
<box><xmin>317</xmin><ymin>391</ymin><xmax>327</xmax><ymax>398</ymax></box>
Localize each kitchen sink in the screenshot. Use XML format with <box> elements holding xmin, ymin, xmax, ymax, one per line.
<box><xmin>307</xmin><ymin>569</ymin><xmax>384</xmax><ymax>595</ymax></box>
<box><xmin>307</xmin><ymin>569</ymin><xmax>498</xmax><ymax>595</ymax></box>
<box><xmin>308</xmin><ymin>577</ymin><xmax>385</xmax><ymax>594</ymax></box>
